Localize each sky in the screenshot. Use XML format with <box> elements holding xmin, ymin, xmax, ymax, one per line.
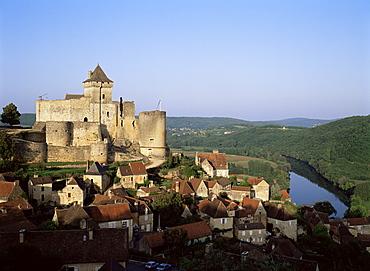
<box><xmin>0</xmin><ymin>0</ymin><xmax>369</xmax><ymax>121</ymax></box>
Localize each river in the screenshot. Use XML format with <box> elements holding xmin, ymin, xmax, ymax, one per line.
<box><xmin>286</xmin><ymin>157</ymin><xmax>349</xmax><ymax>218</ymax></box>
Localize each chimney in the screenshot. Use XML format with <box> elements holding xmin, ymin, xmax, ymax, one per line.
<box><xmin>33</xmin><ymin>173</ymin><xmax>38</xmax><ymax>178</ymax></box>
<box><xmin>14</xmin><ymin>180</ymin><xmax>20</xmax><ymax>187</ymax></box>
<box><xmin>88</xmin><ymin>228</ymin><xmax>93</xmax><ymax>240</ymax></box>
<box><xmin>88</xmin><ymin>71</ymin><xmax>92</xmax><ymax>79</ymax></box>
<box><xmin>175</xmin><ymin>181</ymin><xmax>180</xmax><ymax>193</ymax></box>
<box><xmin>149</xmin><ymin>180</ymin><xmax>154</xmax><ymax>188</ymax></box>
<box><xmin>86</xmin><ymin>160</ymin><xmax>89</xmax><ymax>172</ymax></box>
<box><xmin>19</xmin><ymin>229</ymin><xmax>26</xmax><ymax>243</ymax></box>
<box><xmin>213</xmin><ymin>149</ymin><xmax>219</xmax><ymax>154</ymax></box>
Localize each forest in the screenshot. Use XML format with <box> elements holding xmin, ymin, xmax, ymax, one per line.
<box><xmin>168</xmin><ymin>115</ymin><xmax>370</xmax><ymax>188</ymax></box>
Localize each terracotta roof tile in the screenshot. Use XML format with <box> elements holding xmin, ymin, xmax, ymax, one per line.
<box><xmin>231</xmin><ymin>186</ymin><xmax>251</xmax><ymax>192</ymax></box>
<box><xmin>197</xmin><ymin>152</ymin><xmax>228</xmax><ymax>169</ymax></box>
<box><xmin>0</xmin><ymin>208</ymin><xmax>38</xmax><ymax>231</ymax></box>
<box><xmin>247</xmin><ymin>178</ymin><xmax>264</xmax><ymax>186</ymax></box>
<box><xmin>118</xmin><ymin>166</ymin><xmax>133</xmax><ymax>176</ymax></box>
<box><xmin>241</xmin><ymin>197</ymin><xmax>261</xmax><ymax>214</ymax></box>
<box><xmin>264</xmin><ymin>203</ymin><xmax>295</xmax><ymax>221</ymax></box>
<box><xmin>144</xmin><ymin>221</ymin><xmax>212</xmax><ymax>248</ymax></box>
<box><xmin>0</xmin><ymin>182</ymin><xmax>15</xmax><ymax>198</ymax></box>
<box><xmin>129</xmin><ymin>162</ymin><xmax>147</xmax><ymax>175</ymax></box>
<box><xmin>0</xmin><ymin>198</ymin><xmax>32</xmax><ymax>211</ymax></box>
<box><xmin>85</xmin><ymin>203</ymin><xmax>132</xmax><ymax>222</ymax></box>
<box><xmin>198</xmin><ymin>198</ymin><xmax>228</xmax><ymax>218</ymax></box>
<box><xmin>172</xmin><ymin>179</ymin><xmax>195</xmax><ymax>195</ymax></box>
<box><xmin>235</xmin><ymin>222</ymin><xmax>265</xmax><ymax>230</ymax></box>
<box><xmin>188</xmin><ymin>178</ymin><xmax>203</xmax><ymax>191</ymax></box>
<box><xmin>280</xmin><ymin>190</ymin><xmax>291</xmax><ymax>199</ymax></box>
<box><xmin>217</xmin><ymin>178</ymin><xmax>231</xmax><ymax>187</ymax></box>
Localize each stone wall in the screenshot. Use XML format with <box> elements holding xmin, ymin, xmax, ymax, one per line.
<box><xmin>138</xmin><ymin>110</ymin><xmax>167</xmax><ymax>157</ymax></box>
<box><xmin>14</xmin><ymin>139</ymin><xmax>47</xmax><ymax>163</ymax></box>
<box><xmin>47</xmin><ymin>145</ymin><xmax>91</xmax><ymax>162</ymax></box>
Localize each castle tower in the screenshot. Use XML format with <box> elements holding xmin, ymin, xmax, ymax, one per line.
<box><xmin>83</xmin><ymin>64</ymin><xmax>114</xmax><ymax>103</ymax></box>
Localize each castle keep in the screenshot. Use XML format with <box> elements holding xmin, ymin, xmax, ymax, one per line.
<box><xmin>17</xmin><ymin>65</ymin><xmax>167</xmax><ymax>163</ymax></box>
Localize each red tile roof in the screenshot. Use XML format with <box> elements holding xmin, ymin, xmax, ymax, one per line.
<box><xmin>280</xmin><ymin>190</ymin><xmax>291</xmax><ymax>199</ymax></box>
<box><xmin>118</xmin><ymin>165</ymin><xmax>133</xmax><ymax>176</ymax></box>
<box><xmin>247</xmin><ymin>178</ymin><xmax>264</xmax><ymax>186</ymax></box>
<box><xmin>129</xmin><ymin>162</ymin><xmax>147</xmax><ymax>175</ymax></box>
<box><xmin>172</xmin><ymin>179</ymin><xmax>195</xmax><ymax>195</ymax></box>
<box><xmin>231</xmin><ymin>186</ymin><xmax>251</xmax><ymax>192</ymax></box>
<box><xmin>144</xmin><ymin>221</ymin><xmax>212</xmax><ymax>248</ymax></box>
<box><xmin>197</xmin><ymin>152</ymin><xmax>228</xmax><ymax>169</ymax></box>
<box><xmin>241</xmin><ymin>197</ymin><xmax>261</xmax><ymax>214</ymax></box>
<box><xmin>85</xmin><ymin>203</ymin><xmax>132</xmax><ymax>222</ymax></box>
<box><xmin>0</xmin><ymin>198</ymin><xmax>32</xmax><ymax>211</ymax></box>
<box><xmin>0</xmin><ymin>208</ymin><xmax>38</xmax><ymax>231</ymax></box>
<box><xmin>0</xmin><ymin>182</ymin><xmax>15</xmax><ymax>198</ymax></box>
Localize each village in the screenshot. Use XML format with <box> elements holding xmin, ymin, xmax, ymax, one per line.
<box><xmin>1</xmin><ymin>149</ymin><xmax>370</xmax><ymax>270</ymax></box>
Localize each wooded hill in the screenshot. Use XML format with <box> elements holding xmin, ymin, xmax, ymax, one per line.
<box><xmin>168</xmin><ymin>115</ymin><xmax>370</xmax><ymax>186</ymax></box>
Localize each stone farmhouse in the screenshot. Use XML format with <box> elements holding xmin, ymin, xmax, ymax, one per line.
<box><xmin>14</xmin><ymin>64</ymin><xmax>168</xmax><ymax>164</ymax></box>
<box><xmin>247</xmin><ymin>178</ymin><xmax>270</xmax><ymax>201</ymax></box>
<box><xmin>195</xmin><ymin>150</ymin><xmax>229</xmax><ymax>178</ymax></box>
<box><xmin>116</xmin><ymin>161</ymin><xmax>148</xmax><ymax>189</ymax></box>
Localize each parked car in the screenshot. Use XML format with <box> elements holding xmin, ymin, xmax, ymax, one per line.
<box><xmin>156</xmin><ymin>263</ymin><xmax>172</xmax><ymax>271</ymax></box>
<box><xmin>145</xmin><ymin>261</ymin><xmax>159</xmax><ymax>269</ymax></box>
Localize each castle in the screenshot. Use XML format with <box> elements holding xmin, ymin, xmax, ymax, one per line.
<box><xmin>15</xmin><ymin>65</ymin><xmax>168</xmax><ymax>164</ymax></box>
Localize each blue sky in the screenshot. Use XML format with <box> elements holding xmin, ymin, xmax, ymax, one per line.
<box><xmin>0</xmin><ymin>0</ymin><xmax>369</xmax><ymax>121</ymax></box>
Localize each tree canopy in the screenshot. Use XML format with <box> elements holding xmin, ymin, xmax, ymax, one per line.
<box><xmin>0</xmin><ymin>132</ymin><xmax>15</xmax><ymax>160</ymax></box>
<box><xmin>1</xmin><ymin>103</ymin><xmax>21</xmax><ymax>127</ymax></box>
<box><xmin>314</xmin><ymin>200</ymin><xmax>337</xmax><ymax>216</ymax></box>
<box><xmin>151</xmin><ymin>190</ymin><xmax>184</xmax><ymax>227</ymax></box>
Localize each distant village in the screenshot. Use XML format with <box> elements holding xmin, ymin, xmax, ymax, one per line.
<box><xmin>1</xmin><ymin>150</ymin><xmax>370</xmax><ymax>270</ymax></box>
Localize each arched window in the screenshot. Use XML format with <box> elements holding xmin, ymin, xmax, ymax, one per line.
<box><xmin>102</xmin><ymin>94</ymin><xmax>105</xmax><ymax>99</ymax></box>
<box><xmin>84</xmin><ymin>117</ymin><xmax>88</xmax><ymax>122</ymax></box>
<box><xmin>107</xmin><ymin>111</ymin><xmax>109</xmax><ymax>118</ymax></box>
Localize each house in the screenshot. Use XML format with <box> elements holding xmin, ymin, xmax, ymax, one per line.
<box><xmin>28</xmin><ymin>176</ymin><xmax>53</xmax><ymax>202</ymax></box>
<box><xmin>264</xmin><ymin>203</ymin><xmax>297</xmax><ymax>241</ymax></box>
<box><xmin>139</xmin><ymin>221</ymin><xmax>212</xmax><ymax>255</ymax></box>
<box><xmin>136</xmin><ymin>186</ymin><xmax>161</xmax><ymax>197</ymax></box>
<box><xmin>0</xmin><ymin>181</ymin><xmax>25</xmax><ymax>203</ymax></box>
<box><xmin>241</xmin><ymin>197</ymin><xmax>267</xmax><ymax>226</ymax></box>
<box><xmin>0</xmin><ymin>198</ymin><xmax>33</xmax><ymax>217</ymax></box>
<box><xmin>116</xmin><ymin>161</ymin><xmax>148</xmax><ymax>189</ymax></box>
<box><xmin>247</xmin><ymin>178</ymin><xmax>269</xmax><ymax>201</ymax></box>
<box><xmin>234</xmin><ymin>222</ymin><xmax>266</xmax><ymax>245</ymax></box>
<box><xmin>0</xmin><ymin>228</ymin><xmax>129</xmax><ymax>271</ymax></box>
<box><xmin>211</xmin><ymin>178</ymin><xmax>232</xmax><ymax>195</ymax></box>
<box><xmin>195</xmin><ymin>150</ymin><xmax>229</xmax><ymax>178</ymax></box>
<box><xmin>265</xmin><ymin>237</ymin><xmax>303</xmax><ymax>259</ymax></box>
<box><xmin>347</xmin><ymin>217</ymin><xmax>370</xmax><ymax>236</ymax></box>
<box><xmin>123</xmin><ymin>196</ymin><xmax>154</xmax><ymax>233</ymax></box>
<box><xmin>84</xmin><ymin>203</ymin><xmax>134</xmax><ymax>245</ymax></box>
<box><xmin>189</xmin><ymin>178</ymin><xmax>209</xmax><ymax>198</ymax></box>
<box><xmin>172</xmin><ymin>179</ymin><xmax>195</xmax><ymax>199</ymax></box>
<box><xmin>84</xmin><ymin>161</ymin><xmax>110</xmax><ymax>193</ymax></box>
<box><xmin>55</xmin><ymin>177</ymin><xmax>86</xmax><ymax>206</ymax></box>
<box><xmin>0</xmin><ymin>207</ymin><xmax>38</xmax><ymax>231</ymax></box>
<box><xmin>53</xmin><ymin>204</ymin><xmax>95</xmax><ymax>229</ymax></box>
<box><xmin>197</xmin><ymin>196</ymin><xmax>234</xmax><ymax>238</ymax></box>
<box><xmin>280</xmin><ymin>190</ymin><xmax>291</xmax><ymax>202</ymax></box>
<box><xmin>229</xmin><ymin>186</ymin><xmax>252</xmax><ymax>202</ymax></box>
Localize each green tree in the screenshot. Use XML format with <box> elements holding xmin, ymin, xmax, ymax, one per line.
<box><xmin>314</xmin><ymin>200</ymin><xmax>337</xmax><ymax>216</ymax></box>
<box><xmin>163</xmin><ymin>228</ymin><xmax>189</xmax><ymax>258</ymax></box>
<box><xmin>0</xmin><ymin>132</ymin><xmax>15</xmax><ymax>160</ymax></box>
<box><xmin>152</xmin><ymin>190</ymin><xmax>183</xmax><ymax>227</ymax></box>
<box><xmin>1</xmin><ymin>103</ymin><xmax>21</xmax><ymax>127</ymax></box>
<box><xmin>40</xmin><ymin>221</ymin><xmax>58</xmax><ymax>230</ymax></box>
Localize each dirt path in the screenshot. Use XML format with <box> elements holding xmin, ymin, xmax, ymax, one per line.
<box><xmin>146</xmin><ymin>158</ymin><xmax>166</xmax><ymax>169</ymax></box>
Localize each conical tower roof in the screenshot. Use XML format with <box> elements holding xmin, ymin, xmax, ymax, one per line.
<box><xmin>83</xmin><ymin>64</ymin><xmax>113</xmax><ymax>83</ymax></box>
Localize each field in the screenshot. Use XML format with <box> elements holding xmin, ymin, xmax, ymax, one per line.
<box><xmin>171</xmin><ymin>148</ymin><xmax>278</xmax><ymax>169</ymax></box>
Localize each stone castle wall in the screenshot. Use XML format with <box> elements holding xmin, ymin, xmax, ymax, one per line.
<box><xmin>138</xmin><ymin>110</ymin><xmax>167</xmax><ymax>157</ymax></box>
<box><xmin>14</xmin><ymin>139</ymin><xmax>47</xmax><ymax>163</ymax></box>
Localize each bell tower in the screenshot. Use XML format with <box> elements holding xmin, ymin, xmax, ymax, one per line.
<box><xmin>83</xmin><ymin>64</ymin><xmax>114</xmax><ymax>103</ymax></box>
